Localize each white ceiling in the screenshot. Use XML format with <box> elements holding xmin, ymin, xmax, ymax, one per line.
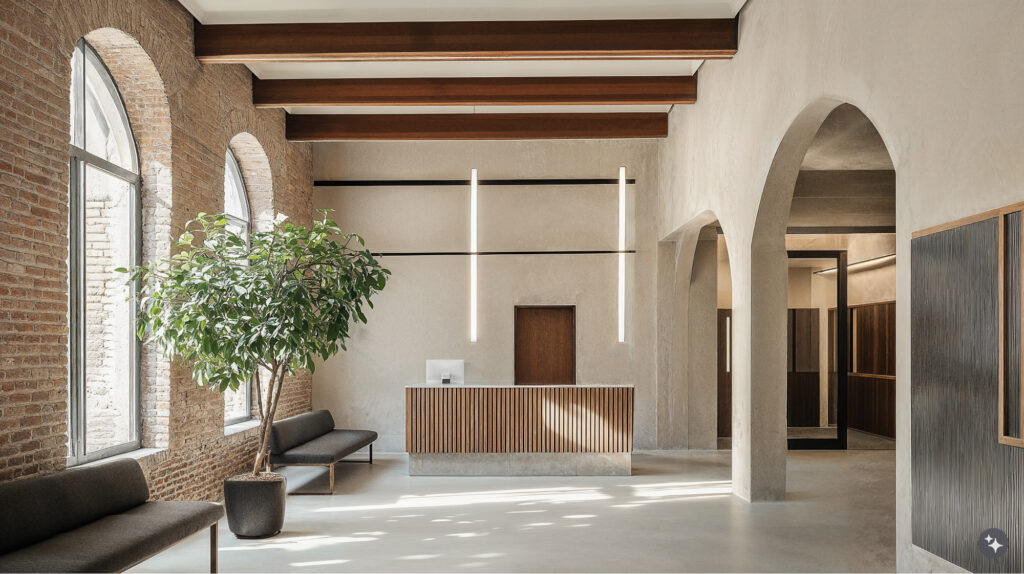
<box><xmin>179</xmin><ymin>0</ymin><xmax>743</xmax><ymax>118</ymax></box>
<box><xmin>179</xmin><ymin>0</ymin><xmax>746</xmax><ymax>24</ymax></box>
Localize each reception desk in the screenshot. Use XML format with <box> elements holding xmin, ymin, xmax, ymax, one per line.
<box><xmin>405</xmin><ymin>385</ymin><xmax>633</xmax><ymax>476</ymax></box>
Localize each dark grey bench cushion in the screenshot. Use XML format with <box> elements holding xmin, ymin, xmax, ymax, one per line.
<box><xmin>0</xmin><ymin>458</ymin><xmax>149</xmax><ymax>555</ymax></box>
<box><xmin>0</xmin><ymin>501</ymin><xmax>224</xmax><ymax>573</ymax></box>
<box><xmin>269</xmin><ymin>429</ymin><xmax>378</xmax><ymax>465</ymax></box>
<box><xmin>269</xmin><ymin>410</ymin><xmax>336</xmax><ymax>454</ymax></box>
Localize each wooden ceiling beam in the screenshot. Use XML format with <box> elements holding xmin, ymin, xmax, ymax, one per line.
<box><xmin>195</xmin><ymin>19</ymin><xmax>737</xmax><ymax>63</ymax></box>
<box><xmin>254</xmin><ymin>76</ymin><xmax>696</xmax><ymax>107</ymax></box>
<box><xmin>285</xmin><ymin>113</ymin><xmax>668</xmax><ymax>141</ymax></box>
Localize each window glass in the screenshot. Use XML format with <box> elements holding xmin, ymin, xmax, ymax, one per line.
<box><xmin>223</xmin><ymin>149</ymin><xmax>251</xmax><ymax>424</ymax></box>
<box><xmin>68</xmin><ymin>40</ymin><xmax>141</xmax><ymax>463</ymax></box>
<box><xmin>83</xmin><ymin>52</ymin><xmax>136</xmax><ymax>171</ymax></box>
<box><xmin>83</xmin><ymin>164</ymin><xmax>136</xmax><ymax>452</ymax></box>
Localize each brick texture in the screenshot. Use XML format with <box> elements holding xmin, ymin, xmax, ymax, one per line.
<box><xmin>0</xmin><ymin>0</ymin><xmax>314</xmax><ymax>500</ymax></box>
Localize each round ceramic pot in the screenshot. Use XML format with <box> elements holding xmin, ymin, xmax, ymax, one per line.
<box><xmin>223</xmin><ymin>473</ymin><xmax>286</xmax><ymax>538</ymax></box>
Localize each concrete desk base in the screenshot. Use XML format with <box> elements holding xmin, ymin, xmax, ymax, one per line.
<box><xmin>408</xmin><ymin>452</ymin><xmax>631</xmax><ymax>476</ymax></box>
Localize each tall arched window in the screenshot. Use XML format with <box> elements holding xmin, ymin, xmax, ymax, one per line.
<box><xmin>68</xmin><ymin>39</ymin><xmax>141</xmax><ymax>464</ymax></box>
<box><xmin>223</xmin><ymin>149</ymin><xmax>252</xmax><ymax>425</ymax></box>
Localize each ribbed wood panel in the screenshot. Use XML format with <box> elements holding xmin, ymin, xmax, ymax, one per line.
<box><xmin>406</xmin><ymin>386</ymin><xmax>633</xmax><ymax>453</ymax></box>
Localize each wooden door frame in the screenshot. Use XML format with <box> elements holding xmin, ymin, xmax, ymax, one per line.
<box><xmin>514</xmin><ymin>305</ymin><xmax>577</xmax><ymax>385</ymax></box>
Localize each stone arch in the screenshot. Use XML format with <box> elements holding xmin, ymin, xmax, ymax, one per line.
<box><xmin>80</xmin><ymin>28</ymin><xmax>173</xmax><ymax>449</ymax></box>
<box><xmin>227</xmin><ymin>133</ymin><xmax>274</xmax><ymax>232</ymax></box>
<box><xmin>657</xmin><ymin>210</ymin><xmax>735</xmax><ymax>450</ymax></box>
<box><xmin>744</xmin><ymin>97</ymin><xmax>895</xmax><ymax>500</ymax></box>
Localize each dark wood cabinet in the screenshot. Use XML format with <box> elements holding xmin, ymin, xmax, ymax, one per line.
<box><xmin>514</xmin><ymin>306</ymin><xmax>576</xmax><ymax>385</ymax></box>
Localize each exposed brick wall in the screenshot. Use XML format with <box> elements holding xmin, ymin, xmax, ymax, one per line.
<box><xmin>0</xmin><ymin>0</ymin><xmax>314</xmax><ymax>501</ymax></box>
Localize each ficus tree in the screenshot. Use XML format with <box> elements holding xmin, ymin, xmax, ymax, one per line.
<box><xmin>121</xmin><ymin>210</ymin><xmax>389</xmax><ymax>475</ymax></box>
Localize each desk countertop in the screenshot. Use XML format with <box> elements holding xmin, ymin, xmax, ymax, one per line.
<box><xmin>405</xmin><ymin>384</ymin><xmax>634</xmax><ymax>389</ymax></box>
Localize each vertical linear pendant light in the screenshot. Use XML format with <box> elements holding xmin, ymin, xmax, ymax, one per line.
<box><xmin>470</xmin><ymin>168</ymin><xmax>478</xmax><ymax>342</ymax></box>
<box><xmin>618</xmin><ymin>166</ymin><xmax>626</xmax><ymax>343</ymax></box>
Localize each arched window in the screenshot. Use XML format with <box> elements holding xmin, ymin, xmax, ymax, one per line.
<box><xmin>223</xmin><ymin>149</ymin><xmax>252</xmax><ymax>425</ymax></box>
<box><xmin>68</xmin><ymin>39</ymin><xmax>141</xmax><ymax>464</ymax></box>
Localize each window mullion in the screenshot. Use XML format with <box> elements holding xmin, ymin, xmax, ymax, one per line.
<box><xmin>131</xmin><ymin>180</ymin><xmax>142</xmax><ymax>445</ymax></box>
<box><xmin>68</xmin><ymin>157</ymin><xmax>86</xmax><ymax>463</ymax></box>
<box><xmin>69</xmin><ymin>145</ymin><xmax>140</xmax><ymax>184</ymax></box>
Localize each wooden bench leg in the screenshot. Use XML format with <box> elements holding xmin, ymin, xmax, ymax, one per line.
<box><xmin>210</xmin><ymin>523</ymin><xmax>218</xmax><ymax>573</ymax></box>
<box><xmin>329</xmin><ymin>463</ymin><xmax>335</xmax><ymax>494</ymax></box>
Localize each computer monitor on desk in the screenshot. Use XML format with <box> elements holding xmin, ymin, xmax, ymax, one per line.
<box><xmin>426</xmin><ymin>360</ymin><xmax>465</xmax><ymax>385</ymax></box>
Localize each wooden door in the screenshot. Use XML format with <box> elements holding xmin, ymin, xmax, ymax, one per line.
<box><xmin>514</xmin><ymin>306</ymin><xmax>575</xmax><ymax>385</ymax></box>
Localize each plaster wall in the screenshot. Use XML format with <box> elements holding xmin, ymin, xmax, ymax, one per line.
<box><xmin>311</xmin><ymin>140</ymin><xmax>660</xmax><ymax>452</ymax></box>
<box><xmin>657</xmin><ymin>0</ymin><xmax>1023</xmax><ymax>566</ymax></box>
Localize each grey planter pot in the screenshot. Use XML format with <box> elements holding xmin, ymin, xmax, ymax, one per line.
<box><xmin>223</xmin><ymin>474</ymin><xmax>286</xmax><ymax>538</ymax></box>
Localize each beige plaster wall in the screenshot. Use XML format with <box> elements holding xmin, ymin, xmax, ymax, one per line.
<box><xmin>658</xmin><ymin>0</ymin><xmax>1023</xmax><ymax>566</ymax></box>
<box><xmin>311</xmin><ymin>140</ymin><xmax>661</xmax><ymax>452</ymax></box>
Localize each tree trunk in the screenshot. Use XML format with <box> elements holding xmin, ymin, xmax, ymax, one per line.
<box><xmin>252</xmin><ymin>363</ymin><xmax>279</xmax><ymax>475</ymax></box>
<box><xmin>252</xmin><ymin>363</ymin><xmax>287</xmax><ymax>475</ymax></box>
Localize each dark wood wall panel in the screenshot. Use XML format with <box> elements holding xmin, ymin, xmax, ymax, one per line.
<box><xmin>788</xmin><ymin>308</ymin><xmax>820</xmax><ymax>427</ymax></box>
<box><xmin>717</xmin><ymin>309</ymin><xmax>732</xmax><ymax>438</ymax></box>
<box><xmin>848</xmin><ymin>374</ymin><xmax>895</xmax><ymax>438</ymax></box>
<box><xmin>792</xmin><ymin>308</ymin><xmax>820</xmax><ymax>372</ymax></box>
<box><xmin>849</xmin><ymin>301</ymin><xmax>896</xmax><ymax>437</ymax></box>
<box><xmin>515</xmin><ymin>306</ymin><xmax>575</xmax><ymax>385</ymax></box>
<box><xmin>912</xmin><ymin>217</ymin><xmax>1024</xmax><ymax>572</ymax></box>
<box><xmin>406</xmin><ymin>386</ymin><xmax>633</xmax><ymax>453</ymax></box>
<box><xmin>854</xmin><ymin>302</ymin><xmax>896</xmax><ymax>376</ymax></box>
<box><xmin>787</xmin><ymin>372</ymin><xmax>820</xmax><ymax>427</ymax></box>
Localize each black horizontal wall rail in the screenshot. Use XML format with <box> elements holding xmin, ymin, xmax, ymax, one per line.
<box><xmin>314</xmin><ymin>178</ymin><xmax>637</xmax><ymax>187</ymax></box>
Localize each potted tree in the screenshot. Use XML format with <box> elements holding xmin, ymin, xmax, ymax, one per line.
<box><xmin>123</xmin><ymin>210</ymin><xmax>388</xmax><ymax>538</ymax></box>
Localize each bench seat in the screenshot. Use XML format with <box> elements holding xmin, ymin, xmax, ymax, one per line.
<box><xmin>0</xmin><ymin>501</ymin><xmax>223</xmax><ymax>573</ymax></box>
<box><xmin>0</xmin><ymin>459</ymin><xmax>222</xmax><ymax>573</ymax></box>
<box><xmin>269</xmin><ymin>429</ymin><xmax>378</xmax><ymax>465</ymax></box>
<box><xmin>267</xmin><ymin>410</ymin><xmax>377</xmax><ymax>494</ymax></box>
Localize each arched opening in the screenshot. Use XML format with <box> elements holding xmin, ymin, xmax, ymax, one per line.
<box><xmin>78</xmin><ymin>28</ymin><xmax>173</xmax><ymax>451</ymax></box>
<box><xmin>750</xmin><ymin>100</ymin><xmax>896</xmax><ymax>493</ymax></box>
<box><xmin>655</xmin><ymin>211</ymin><xmax>731</xmax><ymax>451</ymax></box>
<box><xmin>67</xmin><ymin>39</ymin><xmax>142</xmax><ymax>464</ymax></box>
<box><xmin>227</xmin><ymin>133</ymin><xmax>274</xmax><ymax>232</ymax></box>
<box><xmin>222</xmin><ymin>147</ymin><xmax>253</xmax><ymax>426</ymax></box>
<box><xmin>222</xmin><ymin>133</ymin><xmax>274</xmax><ymax>426</ymax></box>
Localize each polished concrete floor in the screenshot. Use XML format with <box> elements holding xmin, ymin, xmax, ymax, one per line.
<box><xmin>785</xmin><ymin>428</ymin><xmax>896</xmax><ymax>450</ymax></box>
<box><xmin>131</xmin><ymin>450</ymin><xmax>895</xmax><ymax>573</ymax></box>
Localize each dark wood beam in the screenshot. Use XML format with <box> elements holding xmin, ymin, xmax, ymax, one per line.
<box><xmin>196</xmin><ymin>19</ymin><xmax>737</xmax><ymax>63</ymax></box>
<box><xmin>254</xmin><ymin>76</ymin><xmax>696</xmax><ymax>107</ymax></box>
<box><xmin>286</xmin><ymin>113</ymin><xmax>668</xmax><ymax>141</ymax></box>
